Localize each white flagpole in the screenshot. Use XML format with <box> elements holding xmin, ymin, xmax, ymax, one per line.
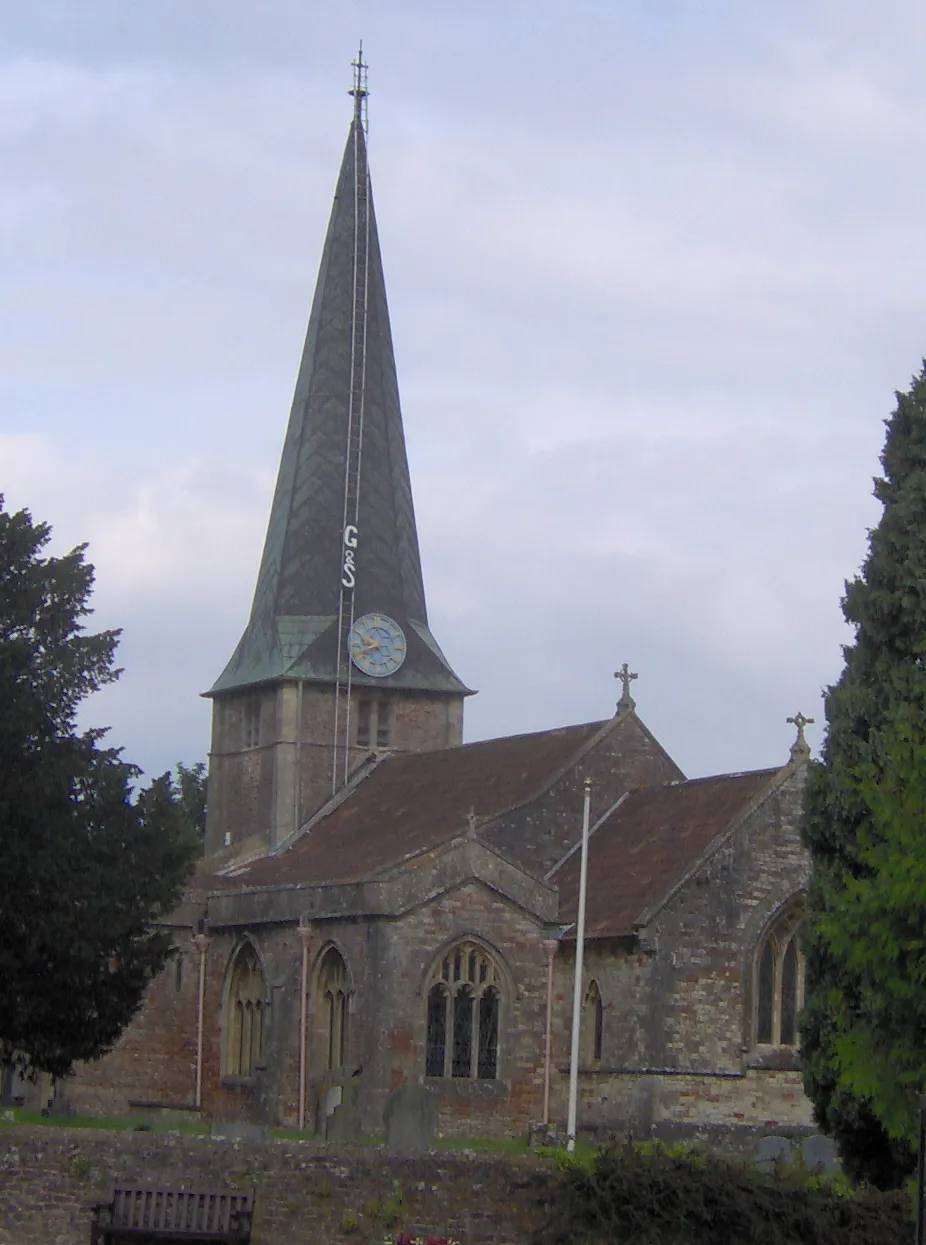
<box><xmin>566</xmin><ymin>778</ymin><xmax>592</xmax><ymax>1152</ymax></box>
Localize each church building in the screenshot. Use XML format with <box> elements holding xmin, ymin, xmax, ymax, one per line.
<box><xmin>67</xmin><ymin>58</ymin><xmax>815</xmax><ymax>1142</ymax></box>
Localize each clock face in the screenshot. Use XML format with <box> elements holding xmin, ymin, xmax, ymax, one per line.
<box><xmin>348</xmin><ymin>613</ymin><xmax>407</xmax><ymax>677</ymax></box>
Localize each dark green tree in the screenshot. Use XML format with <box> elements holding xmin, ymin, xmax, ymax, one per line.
<box><xmin>802</xmin><ymin>363</ymin><xmax>926</xmax><ymax>1187</ymax></box>
<box><xmin>167</xmin><ymin>761</ymin><xmax>207</xmax><ymax>845</ymax></box>
<box><xmin>0</xmin><ymin>499</ymin><xmax>198</xmax><ymax>1079</ymax></box>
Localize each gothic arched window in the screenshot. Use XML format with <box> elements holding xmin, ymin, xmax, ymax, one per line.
<box><xmin>318</xmin><ymin>947</ymin><xmax>350</xmax><ymax>1070</ymax></box>
<box><xmin>582</xmin><ymin>980</ymin><xmax>604</xmax><ymax>1064</ymax></box>
<box><xmin>754</xmin><ymin>904</ymin><xmax>805</xmax><ymax>1047</ymax></box>
<box><xmin>425</xmin><ymin>942</ymin><xmax>503</xmax><ymax>1080</ymax></box>
<box><xmin>224</xmin><ymin>943</ymin><xmax>267</xmax><ymax>1078</ymax></box>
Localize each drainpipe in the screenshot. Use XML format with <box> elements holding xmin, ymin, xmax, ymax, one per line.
<box><xmin>192</xmin><ymin>923</ymin><xmax>211</xmax><ymax>1110</ymax></box>
<box><xmin>298</xmin><ymin>921</ymin><xmax>312</xmax><ymax>1132</ymax></box>
<box><xmin>566</xmin><ymin>779</ymin><xmax>592</xmax><ymax>1152</ymax></box>
<box><xmin>541</xmin><ymin>939</ymin><xmax>558</xmax><ymax>1127</ymax></box>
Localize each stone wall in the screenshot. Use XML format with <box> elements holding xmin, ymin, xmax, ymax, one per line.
<box><xmin>547</xmin><ymin>763</ymin><xmax>814</xmax><ymax>1133</ymax></box>
<box><xmin>0</xmin><ymin>1127</ymin><xmax>547</xmax><ymax>1245</ymax></box>
<box><xmin>206</xmin><ymin>683</ymin><xmax>465</xmax><ymax>855</ymax></box>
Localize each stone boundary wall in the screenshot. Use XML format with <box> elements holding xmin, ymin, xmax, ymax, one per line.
<box><xmin>0</xmin><ymin>1127</ymin><xmax>548</xmax><ymax>1245</ymax></box>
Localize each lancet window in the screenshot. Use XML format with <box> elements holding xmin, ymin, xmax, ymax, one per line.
<box><xmin>224</xmin><ymin>943</ymin><xmax>267</xmax><ymax>1078</ymax></box>
<box><xmin>582</xmin><ymin>980</ymin><xmax>604</xmax><ymax>1064</ymax></box>
<box><xmin>754</xmin><ymin>902</ymin><xmax>806</xmax><ymax>1047</ymax></box>
<box><xmin>425</xmin><ymin>942</ymin><xmax>502</xmax><ymax>1080</ymax></box>
<box><xmin>318</xmin><ymin>947</ymin><xmax>350</xmax><ymax>1070</ymax></box>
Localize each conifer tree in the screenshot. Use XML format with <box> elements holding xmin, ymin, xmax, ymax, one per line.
<box><xmin>802</xmin><ymin>363</ymin><xmax>926</xmax><ymax>1187</ymax></box>
<box><xmin>0</xmin><ymin>499</ymin><xmax>198</xmax><ymax>1078</ymax></box>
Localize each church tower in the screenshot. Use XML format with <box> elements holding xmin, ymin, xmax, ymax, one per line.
<box><xmin>205</xmin><ymin>53</ymin><xmax>470</xmax><ymax>858</ymax></box>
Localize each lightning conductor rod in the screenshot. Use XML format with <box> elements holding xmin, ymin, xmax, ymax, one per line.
<box><xmin>566</xmin><ymin>778</ymin><xmax>592</xmax><ymax>1153</ymax></box>
<box><xmin>331</xmin><ymin>42</ymin><xmax>371</xmax><ymax>794</ymax></box>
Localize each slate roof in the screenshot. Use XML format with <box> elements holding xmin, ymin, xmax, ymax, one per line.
<box><xmin>211</xmin><ymin>111</ymin><xmax>467</xmax><ymax>697</ymax></box>
<box><xmin>554</xmin><ymin>769</ymin><xmax>779</xmax><ymax>938</ymax></box>
<box><xmin>219</xmin><ymin>720</ymin><xmax>605</xmax><ymax>889</ymax></box>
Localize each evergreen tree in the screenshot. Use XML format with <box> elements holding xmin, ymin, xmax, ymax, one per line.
<box><xmin>802</xmin><ymin>363</ymin><xmax>926</xmax><ymax>1187</ymax></box>
<box><xmin>170</xmin><ymin>760</ymin><xmax>207</xmax><ymax>844</ymax></box>
<box><xmin>0</xmin><ymin>499</ymin><xmax>198</xmax><ymax>1079</ymax></box>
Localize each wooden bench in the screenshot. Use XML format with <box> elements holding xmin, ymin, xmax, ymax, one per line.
<box><xmin>89</xmin><ymin>1185</ymin><xmax>254</xmax><ymax>1244</ymax></box>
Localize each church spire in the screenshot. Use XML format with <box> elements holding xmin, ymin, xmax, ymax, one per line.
<box><xmin>210</xmin><ymin>58</ymin><xmax>468</xmax><ymax>701</ymax></box>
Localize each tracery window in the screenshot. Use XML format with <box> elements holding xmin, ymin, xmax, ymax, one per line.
<box><xmin>224</xmin><ymin>943</ymin><xmax>267</xmax><ymax>1078</ymax></box>
<box><xmin>582</xmin><ymin>980</ymin><xmax>603</xmax><ymax>1064</ymax></box>
<box><xmin>754</xmin><ymin>903</ymin><xmax>805</xmax><ymax>1047</ymax></box>
<box><xmin>425</xmin><ymin>942</ymin><xmax>502</xmax><ymax>1079</ymax></box>
<box><xmin>318</xmin><ymin>947</ymin><xmax>350</xmax><ymax>1069</ymax></box>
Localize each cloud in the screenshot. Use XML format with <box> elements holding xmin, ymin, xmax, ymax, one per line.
<box><xmin>2</xmin><ymin>2</ymin><xmax>923</xmax><ymax>783</ymax></box>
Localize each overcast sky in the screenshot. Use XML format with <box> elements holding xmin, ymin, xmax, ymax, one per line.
<box><xmin>3</xmin><ymin>1</ymin><xmax>925</xmax><ymax>784</ymax></box>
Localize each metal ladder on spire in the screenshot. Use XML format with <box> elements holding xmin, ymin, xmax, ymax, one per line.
<box><xmin>331</xmin><ymin>46</ymin><xmax>370</xmax><ymax>795</ymax></box>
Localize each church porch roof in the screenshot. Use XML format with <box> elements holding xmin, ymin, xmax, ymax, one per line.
<box><xmin>554</xmin><ymin>768</ymin><xmax>781</xmax><ymax>939</ymax></box>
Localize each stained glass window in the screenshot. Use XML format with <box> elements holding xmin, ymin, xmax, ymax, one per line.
<box><xmin>426</xmin><ymin>985</ymin><xmax>447</xmax><ymax>1077</ymax></box>
<box><xmin>477</xmin><ymin>987</ymin><xmax>499</xmax><ymax>1078</ymax></box>
<box><xmin>757</xmin><ymin>939</ymin><xmax>775</xmax><ymax>1044</ymax></box>
<box><xmin>780</xmin><ymin>939</ymin><xmax>798</xmax><ymax>1045</ymax></box>
<box><xmin>452</xmin><ymin>985</ymin><xmax>474</xmax><ymax>1077</ymax></box>
<box><xmin>753</xmin><ymin>905</ymin><xmax>805</xmax><ymax>1048</ymax></box>
<box><xmin>425</xmin><ymin>942</ymin><xmax>502</xmax><ymax>1079</ymax></box>
<box><xmin>225</xmin><ymin>943</ymin><xmax>267</xmax><ymax>1078</ymax></box>
<box><xmin>318</xmin><ymin>947</ymin><xmax>349</xmax><ymax>1069</ymax></box>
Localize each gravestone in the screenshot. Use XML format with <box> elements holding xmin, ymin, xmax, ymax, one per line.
<box><xmin>384</xmin><ymin>1082</ymin><xmax>437</xmax><ymax>1155</ymax></box>
<box><xmin>756</xmin><ymin>1135</ymin><xmax>792</xmax><ymax>1171</ymax></box>
<box><xmin>802</xmin><ymin>1133</ymin><xmax>840</xmax><ymax>1174</ymax></box>
<box><xmin>326</xmin><ymin>1075</ymin><xmax>363</xmax><ymax>1143</ymax></box>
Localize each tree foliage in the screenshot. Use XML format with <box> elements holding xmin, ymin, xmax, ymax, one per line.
<box><xmin>802</xmin><ymin>363</ymin><xmax>926</xmax><ymax>1186</ymax></box>
<box><xmin>0</xmin><ymin>499</ymin><xmax>198</xmax><ymax>1079</ymax></box>
<box><xmin>168</xmin><ymin>760</ymin><xmax>207</xmax><ymax>844</ymax></box>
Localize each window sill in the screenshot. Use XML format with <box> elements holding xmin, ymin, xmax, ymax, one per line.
<box><xmin>424</xmin><ymin>1076</ymin><xmax>508</xmax><ymax>1100</ymax></box>
<box><xmin>221</xmin><ymin>1076</ymin><xmax>257</xmax><ymax>1091</ymax></box>
<box><xmin>745</xmin><ymin>1046</ymin><xmax>801</xmax><ymax>1072</ymax></box>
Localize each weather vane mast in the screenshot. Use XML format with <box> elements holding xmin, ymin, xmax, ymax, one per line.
<box><xmin>349</xmin><ymin>42</ymin><xmax>369</xmax><ymax>130</ymax></box>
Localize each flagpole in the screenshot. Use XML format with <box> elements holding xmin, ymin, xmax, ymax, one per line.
<box><xmin>566</xmin><ymin>778</ymin><xmax>591</xmax><ymax>1152</ymax></box>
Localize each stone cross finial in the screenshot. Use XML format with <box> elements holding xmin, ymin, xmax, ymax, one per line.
<box><xmin>614</xmin><ymin>663</ymin><xmax>638</xmax><ymax>713</ymax></box>
<box><xmin>787</xmin><ymin>711</ymin><xmax>814</xmax><ymax>760</ymax></box>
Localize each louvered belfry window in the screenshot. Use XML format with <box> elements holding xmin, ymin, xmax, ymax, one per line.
<box><xmin>425</xmin><ymin>942</ymin><xmax>502</xmax><ymax>1079</ymax></box>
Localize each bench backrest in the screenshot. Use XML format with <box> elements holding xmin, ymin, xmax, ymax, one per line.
<box><xmin>107</xmin><ymin>1187</ymin><xmax>254</xmax><ymax>1236</ymax></box>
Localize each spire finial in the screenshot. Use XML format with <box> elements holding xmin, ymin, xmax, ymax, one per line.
<box><xmin>614</xmin><ymin>663</ymin><xmax>638</xmax><ymax>713</ymax></box>
<box><xmin>349</xmin><ymin>42</ymin><xmax>369</xmax><ymax>129</ymax></box>
<box><xmin>787</xmin><ymin>711</ymin><xmax>814</xmax><ymax>761</ymax></box>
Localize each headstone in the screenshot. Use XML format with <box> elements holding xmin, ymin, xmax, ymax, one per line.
<box><xmin>384</xmin><ymin>1082</ymin><xmax>437</xmax><ymax>1155</ymax></box>
<box><xmin>327</xmin><ymin>1102</ymin><xmax>362</xmax><ymax>1143</ymax></box>
<box><xmin>756</xmin><ymin>1135</ymin><xmax>792</xmax><ymax>1171</ymax></box>
<box><xmin>802</xmin><ymin>1133</ymin><xmax>840</xmax><ymax>1174</ymax></box>
<box><xmin>325</xmin><ymin>1075</ymin><xmax>363</xmax><ymax>1143</ymax></box>
<box><xmin>210</xmin><ymin>1121</ymin><xmax>266</xmax><ymax>1141</ymax></box>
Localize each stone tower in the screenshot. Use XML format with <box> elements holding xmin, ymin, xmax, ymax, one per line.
<box><xmin>204</xmin><ymin>60</ymin><xmax>470</xmax><ymax>858</ymax></box>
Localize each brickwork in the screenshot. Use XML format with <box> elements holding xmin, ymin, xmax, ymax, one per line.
<box><xmin>0</xmin><ymin>1127</ymin><xmax>548</xmax><ymax>1245</ymax></box>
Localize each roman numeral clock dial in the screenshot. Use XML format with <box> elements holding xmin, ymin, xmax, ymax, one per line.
<box><xmin>348</xmin><ymin>613</ymin><xmax>407</xmax><ymax>677</ymax></box>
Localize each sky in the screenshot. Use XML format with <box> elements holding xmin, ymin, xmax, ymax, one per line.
<box><xmin>2</xmin><ymin>1</ymin><xmax>926</xmax><ymax>784</ymax></box>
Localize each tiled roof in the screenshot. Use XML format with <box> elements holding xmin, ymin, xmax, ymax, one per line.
<box><xmin>554</xmin><ymin>769</ymin><xmax>779</xmax><ymax>938</ymax></box>
<box><xmin>210</xmin><ymin>113</ymin><xmax>467</xmax><ymax>697</ymax></box>
<box><xmin>222</xmin><ymin>721</ymin><xmax>605</xmax><ymax>888</ymax></box>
